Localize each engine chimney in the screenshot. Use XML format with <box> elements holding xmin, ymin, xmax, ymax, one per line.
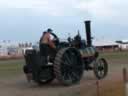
<box><xmin>84</xmin><ymin>20</ymin><xmax>92</xmax><ymax>46</ymax></box>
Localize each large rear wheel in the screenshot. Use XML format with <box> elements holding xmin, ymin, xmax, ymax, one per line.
<box><xmin>54</xmin><ymin>48</ymin><xmax>84</xmax><ymax>86</ymax></box>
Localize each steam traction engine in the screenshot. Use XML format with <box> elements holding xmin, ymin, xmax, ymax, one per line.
<box><xmin>23</xmin><ymin>21</ymin><xmax>108</xmax><ymax>86</ymax></box>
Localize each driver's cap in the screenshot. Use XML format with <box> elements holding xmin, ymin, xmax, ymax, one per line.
<box><xmin>47</xmin><ymin>28</ymin><xmax>53</xmax><ymax>33</ymax></box>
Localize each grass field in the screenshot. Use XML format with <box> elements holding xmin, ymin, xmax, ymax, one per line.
<box><xmin>0</xmin><ymin>59</ymin><xmax>24</xmax><ymax>78</ymax></box>
<box><xmin>100</xmin><ymin>51</ymin><xmax>128</xmax><ymax>60</ymax></box>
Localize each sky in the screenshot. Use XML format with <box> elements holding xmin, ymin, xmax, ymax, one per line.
<box><xmin>0</xmin><ymin>0</ymin><xmax>127</xmax><ymax>42</ymax></box>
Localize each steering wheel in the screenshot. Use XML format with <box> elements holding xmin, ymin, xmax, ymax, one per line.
<box><xmin>50</xmin><ymin>32</ymin><xmax>60</xmax><ymax>46</ymax></box>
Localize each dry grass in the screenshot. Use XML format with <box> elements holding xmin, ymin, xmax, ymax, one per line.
<box><xmin>80</xmin><ymin>76</ymin><xmax>124</xmax><ymax>96</ymax></box>
<box><xmin>99</xmin><ymin>80</ymin><xmax>124</xmax><ymax>96</ymax></box>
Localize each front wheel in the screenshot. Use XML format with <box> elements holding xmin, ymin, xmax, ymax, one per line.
<box><xmin>93</xmin><ymin>58</ymin><xmax>108</xmax><ymax>79</ymax></box>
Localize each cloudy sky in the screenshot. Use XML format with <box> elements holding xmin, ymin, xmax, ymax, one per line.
<box><xmin>0</xmin><ymin>0</ymin><xmax>127</xmax><ymax>42</ymax></box>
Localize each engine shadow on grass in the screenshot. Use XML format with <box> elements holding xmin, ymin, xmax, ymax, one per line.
<box><xmin>15</xmin><ymin>75</ymin><xmax>97</xmax><ymax>90</ymax></box>
<box><xmin>15</xmin><ymin>79</ymin><xmax>73</xmax><ymax>89</ymax></box>
<box><xmin>11</xmin><ymin>71</ymin><xmax>102</xmax><ymax>91</ymax></box>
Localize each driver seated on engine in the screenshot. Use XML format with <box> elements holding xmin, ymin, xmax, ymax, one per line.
<box><xmin>39</xmin><ymin>28</ymin><xmax>56</xmax><ymax>65</ymax></box>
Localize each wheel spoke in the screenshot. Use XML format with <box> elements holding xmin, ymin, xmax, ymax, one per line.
<box><xmin>64</xmin><ymin>54</ymin><xmax>72</xmax><ymax>65</ymax></box>
<box><xmin>67</xmin><ymin>51</ymin><xmax>74</xmax><ymax>64</ymax></box>
<box><xmin>73</xmin><ymin>66</ymin><xmax>82</xmax><ymax>72</ymax></box>
<box><xmin>71</xmin><ymin>71</ymin><xmax>79</xmax><ymax>80</ymax></box>
<box><xmin>63</xmin><ymin>61</ymin><xmax>70</xmax><ymax>66</ymax></box>
<box><xmin>98</xmin><ymin>70</ymin><xmax>103</xmax><ymax>77</ymax></box>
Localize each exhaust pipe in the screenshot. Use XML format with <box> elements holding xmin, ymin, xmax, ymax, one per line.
<box><xmin>84</xmin><ymin>20</ymin><xmax>92</xmax><ymax>47</ymax></box>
